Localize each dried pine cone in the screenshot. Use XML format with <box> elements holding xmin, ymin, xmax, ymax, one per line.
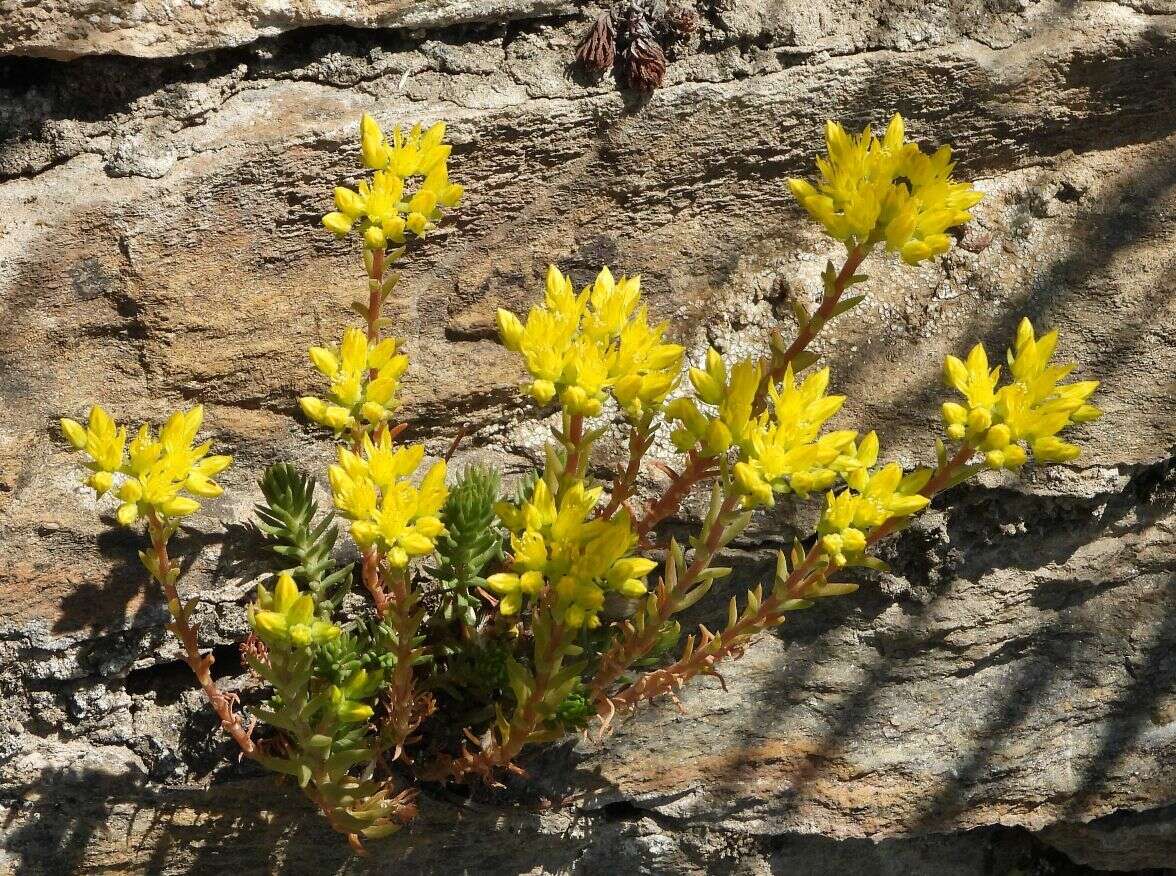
<box><xmin>575</xmin><ymin>12</ymin><xmax>616</xmax><ymax>75</ymax></box>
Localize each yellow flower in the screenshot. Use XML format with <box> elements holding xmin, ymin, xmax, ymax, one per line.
<box><xmin>61</xmin><ymin>405</ymin><xmax>231</xmax><ymax>525</ymax></box>
<box><xmin>818</xmin><ymin>461</ymin><xmax>931</xmax><ymax>566</ymax></box>
<box><xmin>491</xmin><ymin>478</ymin><xmax>654</xmax><ymax>628</ymax></box>
<box><xmin>249</xmin><ymin>573</ymin><xmax>340</xmax><ymax>648</ymax></box>
<box><xmin>496</xmin><ymin>266</ymin><xmax>683</xmax><ymax>420</ymax></box>
<box><xmin>788</xmin><ymin>114</ymin><xmax>983</xmax><ymax>264</ymax></box>
<box><xmin>668</xmin><ymin>350</ymin><xmax>763</xmax><ymax>456</ymax></box>
<box><xmin>322</xmin><ymin>114</ymin><xmax>463</xmax><ymax>252</ymax></box>
<box><xmin>731</xmin><ymin>366</ymin><xmax>860</xmax><ymax>506</ymax></box>
<box><xmin>327</xmin><ymin>432</ymin><xmax>447</xmax><ymax>567</ymax></box>
<box><xmin>328</xmin><ymin>667</ymin><xmax>384</xmax><ymax>724</ymax></box>
<box><xmin>941</xmin><ymin>319</ymin><xmax>1099</xmax><ymax>470</ymax></box>
<box><xmin>299</xmin><ymin>327</ymin><xmax>409</xmax><ymax>436</ymax></box>
<box><xmin>61</xmin><ymin>405</ymin><xmax>126</xmax><ymax>496</ymax></box>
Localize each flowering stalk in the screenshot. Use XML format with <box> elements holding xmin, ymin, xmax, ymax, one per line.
<box><xmin>634</xmin><ymin>450</ymin><xmax>718</xmax><ymax>537</ymax></box>
<box><xmin>606</xmin><ymin>438</ymin><xmax>979</xmax><ymax>717</ymax></box>
<box><xmin>379</xmin><ymin>564</ymin><xmax>432</xmax><ymax>761</ymax></box>
<box><xmin>600</xmin><ymin>416</ymin><xmax>658</xmax><ymax>520</ymax></box>
<box><xmin>589</xmin><ymin>489</ymin><xmax>742</xmax><ymax>708</ymax></box>
<box><xmin>146</xmin><ymin>512</ymin><xmax>257</xmax><ymax>757</ymax></box>
<box><xmin>757</xmin><ymin>243</ymin><xmax>868</xmax><ymax>405</ymax></box>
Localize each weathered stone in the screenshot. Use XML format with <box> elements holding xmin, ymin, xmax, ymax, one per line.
<box><xmin>1</xmin><ymin>1</ymin><xmax>1174</xmax><ymax>872</ymax></box>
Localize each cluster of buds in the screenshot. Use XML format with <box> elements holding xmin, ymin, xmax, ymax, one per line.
<box><xmin>322</xmin><ymin>114</ymin><xmax>463</xmax><ymax>253</ymax></box>
<box><xmin>941</xmin><ymin>319</ymin><xmax>1100</xmax><ymax>469</ymax></box>
<box><xmin>299</xmin><ymin>328</ymin><xmax>410</xmax><ymax>435</ymax></box>
<box><xmin>61</xmin><ymin>405</ymin><xmax>231</xmax><ymax>524</ymax></box>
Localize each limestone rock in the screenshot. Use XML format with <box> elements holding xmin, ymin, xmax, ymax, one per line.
<box><xmin>1</xmin><ymin>1</ymin><xmax>1174</xmax><ymax>872</ymax></box>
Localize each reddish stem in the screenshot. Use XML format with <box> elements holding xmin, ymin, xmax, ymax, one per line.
<box><xmin>610</xmin><ymin>441</ymin><xmax>977</xmax><ymax>713</ymax></box>
<box><xmin>755</xmin><ymin>244</ymin><xmax>866</xmax><ymax>406</ymax></box>
<box><xmin>600</xmin><ymin>423</ymin><xmax>651</xmax><ymax>520</ymax></box>
<box><xmin>589</xmin><ymin>492</ymin><xmax>740</xmax><ymax>705</ymax></box>
<box><xmin>634</xmin><ymin>451</ymin><xmax>715</xmax><ymax>538</ymax></box>
<box><xmin>147</xmin><ymin>514</ymin><xmax>255</xmax><ymax>757</ymax></box>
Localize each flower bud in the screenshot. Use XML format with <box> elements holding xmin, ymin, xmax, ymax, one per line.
<box><xmin>529</xmin><ymin>380</ymin><xmax>556</xmax><ymax>404</ymax></box>
<box><xmin>841</xmin><ymin>527</ymin><xmax>867</xmax><ymax>554</ymax></box>
<box><xmin>363</xmin><ymin>225</ymin><xmax>386</xmax><ymax>250</ymax></box>
<box><xmin>405</xmin><ymin>212</ymin><xmax>428</xmax><ymax>236</ymax></box>
<box><xmin>702</xmin><ymin>419</ymin><xmax>732</xmax><ymax>456</ymax></box>
<box><xmin>496</xmin><ymin>309</ymin><xmax>525</xmax><ymax>351</ymax></box>
<box><xmin>323</xmin><ymin>406</ymin><xmax>352</xmax><ymax>432</ymax></box>
<box><xmin>299</xmin><ymin>396</ymin><xmax>327</xmax><ymax>423</ymax></box>
<box><xmin>60</xmin><ymin>418</ymin><xmax>88</xmax><ymax>450</ymax></box>
<box><xmin>308</xmin><ymin>346</ymin><xmax>340</xmax><ymax>378</ymax></box>
<box><xmin>983</xmin><ymin>423</ymin><xmax>1011</xmax><ymax>450</ymax></box>
<box><xmin>966</xmin><ymin>407</ymin><xmax>992</xmax><ymax>435</ymax></box>
<box><xmin>322</xmin><ymin>212</ymin><xmax>353</xmax><ymax>236</ymax></box>
<box><xmin>334</xmin><ymin>187</ymin><xmax>364</xmax><ymax>218</ymax></box>
<box><xmin>360</xmin><ymin>113</ymin><xmax>389</xmax><ymax>169</ymax></box>
<box><xmin>87</xmin><ymin>470</ymin><xmax>114</xmax><ymax>496</ymax></box>
<box><xmin>1003</xmin><ymin>444</ymin><xmax>1028</xmax><ymax>467</ymax></box>
<box><xmin>941</xmin><ymin>402</ymin><xmax>967</xmax><ymax>426</ymax></box>
<box><xmin>360</xmin><ymin>402</ymin><xmax>386</xmax><ymax>423</ymax></box>
<box><xmin>500</xmin><ymin>591</ymin><xmax>522</xmax><ymax>616</ymax></box>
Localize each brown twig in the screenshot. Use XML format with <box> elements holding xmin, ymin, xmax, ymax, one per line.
<box><xmin>599</xmin><ymin>421</ymin><xmax>654</xmax><ymax>520</ymax></box>
<box><xmin>755</xmin><ymin>243</ymin><xmax>867</xmax><ymax>407</ymax></box>
<box><xmin>634</xmin><ymin>450</ymin><xmax>716</xmax><ymax>538</ymax></box>
<box><xmin>361</xmin><ymin>547</ymin><xmax>391</xmax><ymax>618</ymax></box>
<box><xmin>561</xmin><ymin>414</ymin><xmax>585</xmax><ymax>493</ymax></box>
<box><xmin>380</xmin><ymin>565</ymin><xmax>432</xmax><ymax>761</ymax></box>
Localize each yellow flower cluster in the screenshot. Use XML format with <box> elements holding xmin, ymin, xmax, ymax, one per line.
<box><xmin>666</xmin><ymin>350</ymin><xmax>761</xmax><ymax>455</ymax></box>
<box><xmin>299</xmin><ymin>328</ymin><xmax>409</xmax><ymax>435</ymax></box>
<box><xmin>732</xmin><ymin>367</ymin><xmax>864</xmax><ymax>506</ymax></box>
<box><xmin>818</xmin><ymin>449</ymin><xmax>932</xmax><ymax>567</ymax></box>
<box><xmin>788</xmin><ymin>114</ymin><xmax>983</xmax><ymax>264</ymax></box>
<box><xmin>322</xmin><ymin>114</ymin><xmax>463</xmax><ymax>251</ymax></box>
<box><xmin>250</xmin><ymin>572</ymin><xmax>341</xmax><ymax>649</ymax></box>
<box><xmin>942</xmin><ymin>319</ymin><xmax>1100</xmax><ymax>469</ymax></box>
<box><xmin>496</xmin><ymin>266</ymin><xmax>684</xmax><ymax>420</ymax></box>
<box><xmin>488</xmin><ymin>479</ymin><xmax>656</xmax><ymax>627</ymax></box>
<box><xmin>327</xmin><ymin>432</ymin><xmax>448</xmax><ymax>566</ymax></box>
<box><xmin>61</xmin><ymin>405</ymin><xmax>232</xmax><ymax>525</ymax></box>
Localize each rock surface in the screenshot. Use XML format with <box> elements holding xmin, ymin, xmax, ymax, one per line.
<box><xmin>1</xmin><ymin>1</ymin><xmax>1174</xmax><ymax>873</ymax></box>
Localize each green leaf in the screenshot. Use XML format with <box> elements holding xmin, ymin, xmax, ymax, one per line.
<box><xmin>255</xmin><ymin>463</ymin><xmax>353</xmax><ymax>611</ymax></box>
<box><xmin>831</xmin><ymin>294</ymin><xmax>866</xmax><ymax>317</ymax></box>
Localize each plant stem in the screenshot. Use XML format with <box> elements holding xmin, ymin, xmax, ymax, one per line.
<box><xmin>634</xmin><ymin>246</ymin><xmax>867</xmax><ymax>542</ymax></box>
<box><xmin>600</xmin><ymin>420</ymin><xmax>653</xmax><ymax>520</ymax></box>
<box><xmin>366</xmin><ymin>247</ymin><xmax>386</xmax><ymax>346</ymax></box>
<box><xmin>634</xmin><ymin>451</ymin><xmax>716</xmax><ymax>538</ymax></box>
<box><xmin>755</xmin><ymin>243</ymin><xmax>867</xmax><ymax>406</ymax></box>
<box><xmin>590</xmin><ymin>492</ymin><xmax>740</xmax><ymax>706</ymax></box>
<box><xmin>455</xmin><ymin>618</ymin><xmax>571</xmax><ymax>779</ymax></box>
<box><xmin>146</xmin><ymin>513</ymin><xmax>255</xmax><ymax>757</ymax></box>
<box><xmin>561</xmin><ymin>413</ymin><xmax>585</xmax><ymax>496</ymax></box>
<box><xmin>361</xmin><ymin>547</ymin><xmax>390</xmax><ymax>618</ymax></box>
<box><xmin>608</xmin><ymin>440</ymin><xmax>977</xmax><ymax>715</ymax></box>
<box><xmin>382</xmin><ymin>565</ymin><xmax>428</xmax><ymax>760</ymax></box>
